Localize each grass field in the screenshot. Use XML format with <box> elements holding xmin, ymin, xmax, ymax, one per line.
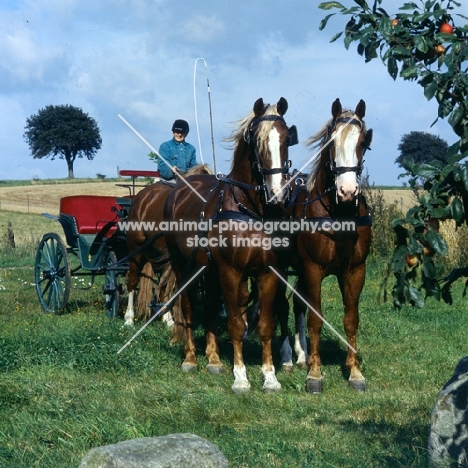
<box><xmin>0</xmin><ymin>181</ymin><xmax>465</xmax><ymax>467</ymax></box>
<box><xmin>0</xmin><ymin>214</ymin><xmax>466</xmax><ymax>467</ymax></box>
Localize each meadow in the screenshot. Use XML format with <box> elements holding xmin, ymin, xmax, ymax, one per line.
<box><xmin>0</xmin><ymin>208</ymin><xmax>467</xmax><ymax>467</ymax></box>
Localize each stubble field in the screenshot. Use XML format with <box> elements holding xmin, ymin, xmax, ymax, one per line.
<box><xmin>0</xmin><ymin>180</ymin><xmax>417</xmax><ymax>217</ymax></box>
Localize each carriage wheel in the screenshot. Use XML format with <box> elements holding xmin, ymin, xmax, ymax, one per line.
<box><xmin>35</xmin><ymin>233</ymin><xmax>71</xmax><ymax>314</ymax></box>
<box><xmin>104</xmin><ymin>250</ymin><xmax>120</xmax><ymax>319</ymax></box>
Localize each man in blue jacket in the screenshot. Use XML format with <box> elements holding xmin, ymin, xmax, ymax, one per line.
<box><xmin>158</xmin><ymin>119</ymin><xmax>197</xmax><ymax>182</ymax></box>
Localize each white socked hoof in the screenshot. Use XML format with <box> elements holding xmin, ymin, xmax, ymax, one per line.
<box><xmin>232</xmin><ymin>379</ymin><xmax>251</xmax><ymax>394</ymax></box>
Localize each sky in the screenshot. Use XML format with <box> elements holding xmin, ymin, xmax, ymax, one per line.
<box><xmin>0</xmin><ymin>0</ymin><xmax>466</xmax><ymax>186</ymax></box>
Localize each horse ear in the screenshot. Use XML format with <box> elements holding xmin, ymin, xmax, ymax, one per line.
<box><xmin>277</xmin><ymin>97</ymin><xmax>288</xmax><ymax>116</ymax></box>
<box><xmin>253</xmin><ymin>98</ymin><xmax>265</xmax><ymax>117</ymax></box>
<box><xmin>355</xmin><ymin>99</ymin><xmax>366</xmax><ymax>119</ymax></box>
<box><xmin>331</xmin><ymin>98</ymin><xmax>342</xmax><ymax>119</ymax></box>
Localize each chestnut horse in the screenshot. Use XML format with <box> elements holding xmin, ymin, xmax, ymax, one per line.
<box><xmin>124</xmin><ymin>164</ymin><xmax>213</xmax><ymax>327</ymax></box>
<box><xmin>280</xmin><ymin>98</ymin><xmax>372</xmax><ymax>393</ymax></box>
<box><xmin>164</xmin><ymin>97</ymin><xmax>297</xmax><ymax>393</ymax></box>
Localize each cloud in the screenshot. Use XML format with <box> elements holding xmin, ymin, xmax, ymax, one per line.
<box><xmin>180</xmin><ymin>14</ymin><xmax>224</xmax><ymax>43</ymax></box>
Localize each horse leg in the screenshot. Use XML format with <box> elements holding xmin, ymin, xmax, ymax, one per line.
<box><xmin>218</xmin><ymin>267</ymin><xmax>251</xmax><ymax>393</ymax></box>
<box><xmin>293</xmin><ymin>290</ymin><xmax>308</xmax><ymax>369</ymax></box>
<box><xmin>124</xmin><ymin>260</ymin><xmax>141</xmax><ymax>326</ymax></box>
<box><xmin>203</xmin><ymin>268</ymin><xmax>223</xmax><ymax>374</ymax></box>
<box><xmin>276</xmin><ymin>279</ymin><xmax>294</xmax><ymax>372</ymax></box>
<box><xmin>257</xmin><ymin>270</ymin><xmax>281</xmax><ymax>393</ymax></box>
<box><xmin>340</xmin><ymin>265</ymin><xmax>366</xmax><ymax>391</ymax></box>
<box><xmin>305</xmin><ymin>265</ymin><xmax>324</xmax><ymax>394</ymax></box>
<box><xmin>180</xmin><ymin>282</ymin><xmax>199</xmax><ymax>372</ymax></box>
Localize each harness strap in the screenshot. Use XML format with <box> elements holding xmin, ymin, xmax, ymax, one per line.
<box><xmin>230</xmin><ymin>185</ymin><xmax>263</xmax><ymax>220</ymax></box>
<box><xmin>212</xmin><ymin>209</ymin><xmax>262</xmax><ymax>223</ymax></box>
<box><xmin>107</xmin><ymin>230</ymin><xmax>166</xmax><ymax>269</ymax></box>
<box><xmin>216</xmin><ymin>174</ymin><xmax>261</xmax><ymax>192</ymax></box>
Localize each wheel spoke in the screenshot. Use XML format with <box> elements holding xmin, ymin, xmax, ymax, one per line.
<box><xmin>35</xmin><ymin>233</ymin><xmax>71</xmax><ymax>314</ymax></box>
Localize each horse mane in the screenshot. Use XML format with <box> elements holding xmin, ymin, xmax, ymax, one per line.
<box><xmin>305</xmin><ymin>110</ymin><xmax>366</xmax><ymax>192</ymax></box>
<box><xmin>186</xmin><ymin>163</ymin><xmax>213</xmax><ymax>176</ymax></box>
<box><xmin>225</xmin><ymin>103</ymin><xmax>283</xmax><ymax>171</ymax></box>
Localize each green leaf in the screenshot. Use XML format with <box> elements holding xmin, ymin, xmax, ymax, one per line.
<box><xmin>391</xmin><ymin>46</ymin><xmax>413</xmax><ymax>58</ymax></box>
<box><xmin>460</xmin><ymin>163</ymin><xmax>468</xmax><ymax>190</ymax></box>
<box><xmin>401</xmin><ymin>64</ymin><xmax>419</xmax><ymax>79</ymax></box>
<box><xmin>318</xmin><ymin>1</ymin><xmax>345</xmax><ymax>10</ymax></box>
<box><xmin>414</xmin><ymin>35</ymin><xmax>428</xmax><ymax>53</ymax></box>
<box><xmin>423</xmin><ymin>79</ymin><xmax>438</xmax><ymax>101</ymax></box>
<box><xmin>330</xmin><ymin>31</ymin><xmax>344</xmax><ymax>42</ymax></box>
<box><xmin>408</xmin><ymin>283</ymin><xmax>424</xmax><ymax>307</ymax></box>
<box><xmin>400</xmin><ymin>3</ymin><xmax>419</xmax><ymax>10</ymax></box>
<box><xmin>450</xmin><ymin>197</ymin><xmax>464</xmax><ymax>224</ymax></box>
<box><xmin>448</xmin><ymin>107</ymin><xmax>464</xmax><ymax>128</ymax></box>
<box><xmin>379</xmin><ymin>16</ymin><xmax>392</xmax><ymax>37</ymax></box>
<box><xmin>354</xmin><ymin>0</ymin><xmax>369</xmax><ymax>8</ymax></box>
<box><xmin>412</xmin><ymin>163</ymin><xmax>439</xmax><ymax>179</ymax></box>
<box><xmin>447</xmin><ymin>141</ymin><xmax>461</xmax><ymax>162</ymax></box>
<box><xmin>319</xmin><ymin>13</ymin><xmax>336</xmax><ymax>30</ymax></box>
<box><xmin>422</xmin><ymin>257</ymin><xmax>437</xmax><ymax>279</ymax></box>
<box><xmin>426</xmin><ymin>229</ymin><xmax>448</xmax><ymax>256</ymax></box>
<box><xmin>387</xmin><ymin>56</ymin><xmax>398</xmax><ymax>80</ymax></box>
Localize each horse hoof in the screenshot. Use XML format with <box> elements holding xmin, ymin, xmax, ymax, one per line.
<box><xmin>124</xmin><ymin>320</ymin><xmax>134</xmax><ymax>327</ymax></box>
<box><xmin>296</xmin><ymin>361</ymin><xmax>307</xmax><ymax>370</ymax></box>
<box><xmin>181</xmin><ymin>362</ymin><xmax>197</xmax><ymax>372</ymax></box>
<box><xmin>263</xmin><ymin>380</ymin><xmax>282</xmax><ymax>393</ymax></box>
<box><xmin>206</xmin><ymin>363</ymin><xmax>224</xmax><ymax>375</ymax></box>
<box><xmin>232</xmin><ymin>380</ymin><xmax>251</xmax><ymax>394</ymax></box>
<box><xmin>349</xmin><ymin>379</ymin><xmax>366</xmax><ymax>392</ymax></box>
<box><xmin>282</xmin><ymin>363</ymin><xmax>294</xmax><ymax>374</ymax></box>
<box><xmin>306</xmin><ymin>378</ymin><xmax>323</xmax><ymax>394</ymax></box>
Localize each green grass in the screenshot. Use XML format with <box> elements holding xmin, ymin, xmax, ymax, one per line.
<box><xmin>0</xmin><ymin>211</ymin><xmax>60</xmax><ymax>268</ymax></box>
<box><xmin>1</xmin><ymin>250</ymin><xmax>466</xmax><ymax>467</ymax></box>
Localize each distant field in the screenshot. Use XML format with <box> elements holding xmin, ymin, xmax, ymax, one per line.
<box><xmin>0</xmin><ymin>180</ymin><xmax>149</xmax><ymax>215</ymax></box>
<box><xmin>0</xmin><ymin>180</ymin><xmax>417</xmax><ymax>215</ymax></box>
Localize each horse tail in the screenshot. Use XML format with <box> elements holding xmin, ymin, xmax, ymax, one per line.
<box><xmin>155</xmin><ymin>263</ymin><xmax>185</xmax><ymax>344</ymax></box>
<box><xmin>136</xmin><ymin>262</ymin><xmax>155</xmax><ymax>322</ymax></box>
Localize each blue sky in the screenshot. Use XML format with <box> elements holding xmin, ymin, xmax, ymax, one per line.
<box><xmin>0</xmin><ymin>0</ymin><xmax>465</xmax><ymax>185</ymax></box>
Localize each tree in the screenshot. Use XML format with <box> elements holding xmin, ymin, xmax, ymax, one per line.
<box><xmin>396</xmin><ymin>131</ymin><xmax>449</xmax><ymax>174</ymax></box>
<box><xmin>318</xmin><ymin>0</ymin><xmax>468</xmax><ymax>307</ymax></box>
<box><xmin>24</xmin><ymin>104</ymin><xmax>102</xmax><ymax>179</ymax></box>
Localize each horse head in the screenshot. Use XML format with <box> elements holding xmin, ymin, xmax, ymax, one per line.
<box><xmin>246</xmin><ymin>97</ymin><xmax>297</xmax><ymax>204</ymax></box>
<box><xmin>328</xmin><ymin>98</ymin><xmax>372</xmax><ymax>204</ymax></box>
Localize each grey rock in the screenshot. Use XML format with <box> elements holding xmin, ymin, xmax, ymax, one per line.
<box><xmin>428</xmin><ymin>356</ymin><xmax>468</xmax><ymax>467</ymax></box>
<box><xmin>79</xmin><ymin>433</ymin><xmax>229</xmax><ymax>468</ymax></box>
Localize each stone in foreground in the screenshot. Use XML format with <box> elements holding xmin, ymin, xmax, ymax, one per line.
<box><xmin>79</xmin><ymin>433</ymin><xmax>229</xmax><ymax>468</ymax></box>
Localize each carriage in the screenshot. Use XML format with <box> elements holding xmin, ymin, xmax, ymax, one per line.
<box><xmin>34</xmin><ymin>170</ymin><xmax>160</xmax><ymax>317</ymax></box>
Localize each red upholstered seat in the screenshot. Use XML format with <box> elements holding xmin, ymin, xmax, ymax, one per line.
<box><xmin>59</xmin><ymin>195</ymin><xmax>121</xmax><ymax>236</ymax></box>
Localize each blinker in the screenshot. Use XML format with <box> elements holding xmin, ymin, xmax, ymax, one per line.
<box><xmin>288</xmin><ymin>125</ymin><xmax>298</xmax><ymax>146</ymax></box>
<box><xmin>362</xmin><ymin>128</ymin><xmax>373</xmax><ymax>153</ymax></box>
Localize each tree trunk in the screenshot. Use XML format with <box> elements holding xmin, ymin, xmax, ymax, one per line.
<box><xmin>67</xmin><ymin>158</ymin><xmax>74</xmax><ymax>179</ymax></box>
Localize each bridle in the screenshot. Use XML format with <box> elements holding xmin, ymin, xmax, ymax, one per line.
<box><xmin>289</xmin><ymin>116</ymin><xmax>373</xmax><ymax>212</ymax></box>
<box><xmin>326</xmin><ymin>117</ymin><xmax>371</xmax><ymax>182</ymax></box>
<box><xmin>216</xmin><ymin>112</ymin><xmax>298</xmax><ymax>206</ymax></box>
